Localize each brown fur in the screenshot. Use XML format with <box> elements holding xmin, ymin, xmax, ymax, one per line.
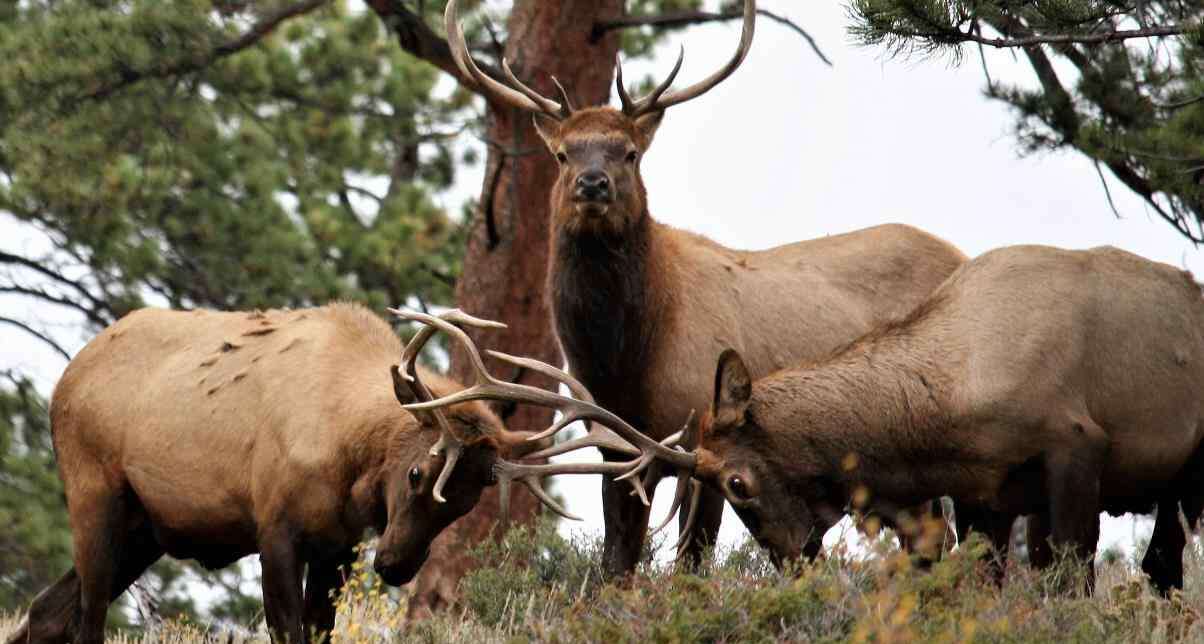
<box><xmin>9</xmin><ymin>303</ymin><xmax>516</xmax><ymax>644</ymax></box>
<box><xmin>701</xmin><ymin>245</ymin><xmax>1204</xmax><ymax>593</ymax></box>
<box><xmin>538</xmin><ymin>105</ymin><xmax>968</xmax><ymax>576</ymax></box>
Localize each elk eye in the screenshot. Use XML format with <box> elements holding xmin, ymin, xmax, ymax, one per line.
<box><xmin>556</xmin><ymin>151</ymin><xmax>568</xmax><ymax>164</ymax></box>
<box><xmin>728</xmin><ymin>475</ymin><xmax>750</xmax><ymax>500</ymax></box>
<box><xmin>408</xmin><ymin>466</ymin><xmax>422</xmax><ymax>488</ymax></box>
<box><xmin>625</xmin><ymin>150</ymin><xmax>638</xmax><ymax>163</ymax></box>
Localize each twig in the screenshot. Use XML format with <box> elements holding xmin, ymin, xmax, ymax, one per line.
<box><xmin>595</xmin><ymin>8</ymin><xmax>832</xmax><ymax>67</ymax></box>
<box><xmin>0</xmin><ymin>317</ymin><xmax>72</xmax><ymax>361</ymax></box>
<box><xmin>1094</xmin><ymin>160</ymin><xmax>1123</xmax><ymax>220</ymax></box>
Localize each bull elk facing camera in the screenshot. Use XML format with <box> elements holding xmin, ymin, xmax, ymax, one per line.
<box><xmin>7</xmin><ymin>304</ymin><xmax>671</xmax><ymax>644</ymax></box>
<box><xmin>445</xmin><ymin>0</ymin><xmax>967</xmax><ymax>578</ymax></box>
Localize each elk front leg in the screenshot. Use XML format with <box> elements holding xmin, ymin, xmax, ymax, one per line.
<box><xmin>260</xmin><ymin>530</ymin><xmax>306</xmax><ymax>643</ymax></box>
<box><xmin>678</xmin><ymin>485</ymin><xmax>724</xmax><ymax>570</ymax></box>
<box><xmin>600</xmin><ymin>449</ymin><xmax>656</xmax><ymax>579</ymax></box>
<box><xmin>302</xmin><ymin>548</ymin><xmax>357</xmax><ymax>640</ymax></box>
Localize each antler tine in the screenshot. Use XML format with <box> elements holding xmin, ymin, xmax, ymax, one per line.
<box><xmin>391</xmin><ymin>308</ymin><xmax>503</xmax><ymax>504</ymax></box>
<box><xmin>400</xmin><ymin>317</ymin><xmax>695</xmax><ymax>471</ymax></box>
<box><xmin>499</xmin><ymin>58</ymin><xmax>573</xmax><ymax>120</ymax></box>
<box><xmin>485</xmin><ymin>349</ymin><xmax>594</xmax><ymax>403</ymax></box>
<box><xmin>445</xmin><ymin>0</ymin><xmax>569</xmax><ymax>119</ymax></box>
<box><xmin>674</xmin><ymin>480</ymin><xmax>704</xmax><ymax>558</ymax></box>
<box><xmin>626</xmin><ymin>46</ymin><xmax>684</xmax><ymax>116</ymax></box>
<box><xmin>485</xmin><ymin>350</ymin><xmax>640</xmax><ymax>459</ymax></box>
<box><xmin>635</xmin><ymin>0</ymin><xmax>756</xmax><ymax>115</ymax></box>
<box><xmin>550</xmin><ymin>76</ymin><xmax>576</xmax><ymax>115</ymax></box>
<box><xmin>615</xmin><ymin>53</ymin><xmax>635</xmax><ymax>113</ymax></box>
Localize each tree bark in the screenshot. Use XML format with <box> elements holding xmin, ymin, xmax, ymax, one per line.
<box><xmin>404</xmin><ymin>0</ymin><xmax>624</xmax><ymax>619</ymax></box>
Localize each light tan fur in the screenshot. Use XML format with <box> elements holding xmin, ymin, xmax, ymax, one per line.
<box><xmin>14</xmin><ymin>303</ymin><xmax>512</xmax><ymax>644</ymax></box>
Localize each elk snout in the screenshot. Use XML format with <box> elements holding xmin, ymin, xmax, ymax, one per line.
<box><xmin>374</xmin><ymin>546</ymin><xmax>430</xmax><ymax>586</ymax></box>
<box><xmin>574</xmin><ymin>170</ymin><xmax>612</xmax><ymax>203</ymax></box>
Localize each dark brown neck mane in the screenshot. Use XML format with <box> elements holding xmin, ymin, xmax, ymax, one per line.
<box><xmin>549</xmin><ymin>213</ymin><xmax>663</xmax><ymax>421</ymax></box>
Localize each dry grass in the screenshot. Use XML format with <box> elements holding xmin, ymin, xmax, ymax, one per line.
<box><xmin>5</xmin><ymin>523</ymin><xmax>1204</xmax><ymax>643</ymax></box>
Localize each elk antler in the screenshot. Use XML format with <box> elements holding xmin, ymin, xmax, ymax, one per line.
<box><xmin>398</xmin><ymin>309</ymin><xmax>506</xmax><ymax>504</ymax></box>
<box><xmin>445</xmin><ymin>0</ymin><xmax>573</xmax><ymax>120</ymax></box>
<box><xmin>390</xmin><ymin>308</ymin><xmax>700</xmax><ymax>523</ymax></box>
<box><xmin>618</xmin><ymin>0</ymin><xmax>756</xmax><ymax>118</ymax></box>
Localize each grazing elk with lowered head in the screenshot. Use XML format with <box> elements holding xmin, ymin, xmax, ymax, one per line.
<box><xmin>8</xmin><ymin>304</ymin><xmax>662</xmax><ymax>644</ymax></box>
<box><xmin>445</xmin><ymin>0</ymin><xmax>967</xmax><ymax>575</ymax></box>
<box><xmin>669</xmin><ymin>245</ymin><xmax>1204</xmax><ymax>592</ymax></box>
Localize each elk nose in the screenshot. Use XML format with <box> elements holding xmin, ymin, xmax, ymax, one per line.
<box><xmin>575</xmin><ymin>171</ymin><xmax>611</xmax><ymax>202</ymax></box>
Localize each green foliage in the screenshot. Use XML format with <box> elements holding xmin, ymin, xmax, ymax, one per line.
<box><xmin>0</xmin><ymin>373</ymin><xmax>72</xmax><ymax>616</ymax></box>
<box><xmin>848</xmin><ymin>0</ymin><xmax>1204</xmax><ymax>243</ymax></box>
<box><xmin>0</xmin><ymin>0</ymin><xmax>705</xmax><ymax>627</ymax></box>
<box><xmin>0</xmin><ymin>0</ymin><xmax>470</xmax><ymax>328</ymax></box>
<box><xmin>7</xmin><ymin>523</ymin><xmax>1204</xmax><ymax>642</ymax></box>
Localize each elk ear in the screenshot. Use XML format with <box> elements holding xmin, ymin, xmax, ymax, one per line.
<box><xmin>532</xmin><ymin>114</ymin><xmax>559</xmax><ymax>153</ymax></box>
<box><xmin>712</xmin><ymin>349</ymin><xmax>752</xmax><ymax>429</ymax></box>
<box><xmin>633</xmin><ymin>110</ymin><xmax>665</xmax><ymax>148</ymax></box>
<box><xmin>390</xmin><ymin>364</ymin><xmax>418</xmax><ymax>405</ymax></box>
<box><xmin>391</xmin><ymin>365</ymin><xmax>439</xmax><ymax>426</ymax></box>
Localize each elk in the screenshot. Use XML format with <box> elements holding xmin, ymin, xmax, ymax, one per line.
<box><xmin>444</xmin><ymin>0</ymin><xmax>967</xmax><ymax>575</ymax></box>
<box><xmin>7</xmin><ymin>304</ymin><xmax>660</xmax><ymax>644</ymax></box>
<box><xmin>669</xmin><ymin>245</ymin><xmax>1204</xmax><ymax>592</ymax></box>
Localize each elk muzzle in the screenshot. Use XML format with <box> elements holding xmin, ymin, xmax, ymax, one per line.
<box><xmin>373</xmin><ymin>543</ymin><xmax>430</xmax><ymax>586</ymax></box>
<box><xmin>573</xmin><ymin>170</ymin><xmax>612</xmax><ymax>213</ymax></box>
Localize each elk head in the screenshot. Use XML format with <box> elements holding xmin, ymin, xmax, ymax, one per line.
<box><xmin>444</xmin><ymin>0</ymin><xmax>756</xmax><ymax>238</ymax></box>
<box><xmin>690</xmin><ymin>350</ymin><xmax>846</xmax><ymax>568</ymax></box>
<box><xmin>374</xmin><ymin>308</ymin><xmax>697</xmax><ymax>585</ymax></box>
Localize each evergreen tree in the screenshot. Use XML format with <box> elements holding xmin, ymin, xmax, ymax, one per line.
<box><xmin>849</xmin><ymin>0</ymin><xmax>1204</xmax><ymax>243</ymax></box>
<box><xmin>0</xmin><ymin>0</ymin><xmax>825</xmax><ymax>625</ymax></box>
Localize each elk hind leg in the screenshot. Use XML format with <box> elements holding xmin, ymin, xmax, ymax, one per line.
<box><xmin>1141</xmin><ymin>440</ymin><xmax>1204</xmax><ymax>594</ymax></box>
<box><xmin>69</xmin><ymin>474</ymin><xmax>146</xmax><ymax>644</ymax></box>
<box><xmin>7</xmin><ymin>570</ymin><xmax>80</xmax><ymax>644</ymax></box>
<box><xmin>12</xmin><ymin>516</ymin><xmax>163</xmax><ymax>644</ymax></box>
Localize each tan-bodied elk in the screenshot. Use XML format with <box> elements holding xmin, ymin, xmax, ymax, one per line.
<box><xmin>7</xmin><ymin>304</ymin><xmax>663</xmax><ymax>644</ymax></box>
<box><xmin>670</xmin><ymin>245</ymin><xmax>1204</xmax><ymax>592</ymax></box>
<box><xmin>444</xmin><ymin>0</ymin><xmax>967</xmax><ymax>575</ymax></box>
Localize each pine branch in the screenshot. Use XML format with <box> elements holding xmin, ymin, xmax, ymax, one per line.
<box><xmin>84</xmin><ymin>0</ymin><xmax>329</xmax><ymax>102</ymax></box>
<box><xmin>0</xmin><ymin>251</ymin><xmax>116</xmax><ymax>322</ymax></box>
<box><xmin>0</xmin><ymin>317</ymin><xmax>71</xmax><ymax>361</ymax></box>
<box><xmin>891</xmin><ymin>22</ymin><xmax>1193</xmax><ymax>49</ymax></box>
<box><xmin>595</xmin><ymin>8</ymin><xmax>832</xmax><ymax>67</ymax></box>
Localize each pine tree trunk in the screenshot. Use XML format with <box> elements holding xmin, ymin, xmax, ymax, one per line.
<box><xmin>405</xmin><ymin>0</ymin><xmax>624</xmax><ymax>618</ymax></box>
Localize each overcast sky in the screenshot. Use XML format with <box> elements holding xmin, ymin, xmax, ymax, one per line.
<box><xmin>3</xmin><ymin>0</ymin><xmax>1194</xmax><ymax>571</ymax></box>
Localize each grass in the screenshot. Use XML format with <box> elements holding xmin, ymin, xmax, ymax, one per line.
<box><xmin>4</xmin><ymin>522</ymin><xmax>1204</xmax><ymax>643</ymax></box>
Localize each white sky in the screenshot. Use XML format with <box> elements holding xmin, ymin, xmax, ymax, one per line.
<box><xmin>3</xmin><ymin>0</ymin><xmax>1195</xmax><ymax>579</ymax></box>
